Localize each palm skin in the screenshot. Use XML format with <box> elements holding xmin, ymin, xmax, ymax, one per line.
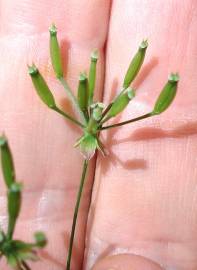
<box><xmin>0</xmin><ymin>0</ymin><xmax>197</xmax><ymax>270</ymax></box>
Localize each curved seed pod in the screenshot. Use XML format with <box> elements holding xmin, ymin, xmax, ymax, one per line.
<box><xmin>28</xmin><ymin>64</ymin><xmax>56</xmax><ymax>109</ymax></box>
<box><xmin>7</xmin><ymin>183</ymin><xmax>22</xmax><ymax>239</ymax></box>
<box><xmin>49</xmin><ymin>24</ymin><xmax>63</xmax><ymax>78</ymax></box>
<box><xmin>152</xmin><ymin>73</ymin><xmax>179</xmax><ymax>115</ymax></box>
<box><xmin>77</xmin><ymin>73</ymin><xmax>89</xmax><ymax>112</ymax></box>
<box><xmin>0</xmin><ymin>135</ymin><xmax>15</xmax><ymax>188</ymax></box>
<box><xmin>123</xmin><ymin>40</ymin><xmax>148</xmax><ymax>89</ymax></box>
<box><xmin>88</xmin><ymin>50</ymin><xmax>98</xmax><ymax>104</ymax></box>
<box><xmin>106</xmin><ymin>87</ymin><xmax>135</xmax><ymax>118</ymax></box>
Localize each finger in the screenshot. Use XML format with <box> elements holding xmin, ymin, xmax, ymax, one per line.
<box><xmin>0</xmin><ymin>0</ymin><xmax>111</xmax><ymax>269</ymax></box>
<box><xmin>85</xmin><ymin>1</ymin><xmax>197</xmax><ymax>269</ymax></box>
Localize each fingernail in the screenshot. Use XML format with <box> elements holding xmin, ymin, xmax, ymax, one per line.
<box><xmin>92</xmin><ymin>254</ymin><xmax>164</xmax><ymax>270</ymax></box>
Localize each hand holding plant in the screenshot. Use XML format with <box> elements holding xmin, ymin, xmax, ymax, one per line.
<box><xmin>0</xmin><ymin>1</ymin><xmax>196</xmax><ymax>270</ymax></box>
<box><xmin>28</xmin><ymin>24</ymin><xmax>178</xmax><ymax>270</ymax></box>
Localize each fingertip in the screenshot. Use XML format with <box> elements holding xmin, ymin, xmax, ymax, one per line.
<box><xmin>92</xmin><ymin>254</ymin><xmax>164</xmax><ymax>270</ymax></box>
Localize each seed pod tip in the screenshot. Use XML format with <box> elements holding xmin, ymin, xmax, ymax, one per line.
<box><xmin>140</xmin><ymin>39</ymin><xmax>148</xmax><ymax>50</ymax></box>
<box><xmin>0</xmin><ymin>134</ymin><xmax>6</xmax><ymax>146</ymax></box>
<box><xmin>28</xmin><ymin>64</ymin><xmax>38</xmax><ymax>76</ymax></box>
<box><xmin>91</xmin><ymin>49</ymin><xmax>99</xmax><ymax>62</ymax></box>
<box><xmin>168</xmin><ymin>72</ymin><xmax>180</xmax><ymax>83</ymax></box>
<box><xmin>49</xmin><ymin>23</ymin><xmax>57</xmax><ymax>36</ymax></box>
<box><xmin>79</xmin><ymin>72</ymin><xmax>87</xmax><ymax>81</ymax></box>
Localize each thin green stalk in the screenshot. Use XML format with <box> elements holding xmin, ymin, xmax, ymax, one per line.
<box><xmin>58</xmin><ymin>77</ymin><xmax>87</xmax><ymax>124</ymax></box>
<box><xmin>21</xmin><ymin>261</ymin><xmax>31</xmax><ymax>270</ymax></box>
<box><xmin>66</xmin><ymin>159</ymin><xmax>88</xmax><ymax>270</ymax></box>
<box><xmin>100</xmin><ymin>112</ymin><xmax>153</xmax><ymax>130</ymax></box>
<box><xmin>100</xmin><ymin>103</ymin><xmax>113</xmax><ymax>121</ymax></box>
<box><xmin>53</xmin><ymin>107</ymin><xmax>85</xmax><ymax>128</ymax></box>
<box><xmin>7</xmin><ymin>217</ymin><xmax>15</xmax><ymax>240</ymax></box>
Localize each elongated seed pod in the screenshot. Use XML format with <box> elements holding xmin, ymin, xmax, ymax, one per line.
<box><xmin>28</xmin><ymin>64</ymin><xmax>56</xmax><ymax>109</ymax></box>
<box><xmin>88</xmin><ymin>50</ymin><xmax>98</xmax><ymax>104</ymax></box>
<box><xmin>106</xmin><ymin>88</ymin><xmax>135</xmax><ymax>118</ymax></box>
<box><xmin>0</xmin><ymin>135</ymin><xmax>15</xmax><ymax>188</ymax></box>
<box><xmin>152</xmin><ymin>73</ymin><xmax>179</xmax><ymax>115</ymax></box>
<box><xmin>49</xmin><ymin>24</ymin><xmax>63</xmax><ymax>78</ymax></box>
<box><xmin>7</xmin><ymin>183</ymin><xmax>22</xmax><ymax>239</ymax></box>
<box><xmin>77</xmin><ymin>73</ymin><xmax>89</xmax><ymax>111</ymax></box>
<box><xmin>123</xmin><ymin>40</ymin><xmax>148</xmax><ymax>89</ymax></box>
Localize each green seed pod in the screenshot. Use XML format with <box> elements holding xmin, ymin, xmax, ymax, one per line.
<box><xmin>88</xmin><ymin>50</ymin><xmax>98</xmax><ymax>104</ymax></box>
<box><xmin>7</xmin><ymin>183</ymin><xmax>22</xmax><ymax>239</ymax></box>
<box><xmin>77</xmin><ymin>73</ymin><xmax>89</xmax><ymax>111</ymax></box>
<box><xmin>28</xmin><ymin>64</ymin><xmax>56</xmax><ymax>109</ymax></box>
<box><xmin>152</xmin><ymin>73</ymin><xmax>179</xmax><ymax>115</ymax></box>
<box><xmin>49</xmin><ymin>24</ymin><xmax>63</xmax><ymax>78</ymax></box>
<box><xmin>91</xmin><ymin>102</ymin><xmax>104</xmax><ymax>121</ymax></box>
<box><xmin>0</xmin><ymin>135</ymin><xmax>15</xmax><ymax>188</ymax></box>
<box><xmin>123</xmin><ymin>40</ymin><xmax>148</xmax><ymax>89</ymax></box>
<box><xmin>34</xmin><ymin>232</ymin><xmax>47</xmax><ymax>248</ymax></box>
<box><xmin>106</xmin><ymin>88</ymin><xmax>135</xmax><ymax>118</ymax></box>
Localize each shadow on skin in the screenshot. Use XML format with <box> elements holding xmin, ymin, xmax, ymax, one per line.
<box><xmin>132</xmin><ymin>56</ymin><xmax>159</xmax><ymax>89</ymax></box>
<box><xmin>59</xmin><ymin>97</ymin><xmax>82</xmax><ymax>133</ymax></box>
<box><xmin>60</xmin><ymin>38</ymin><xmax>70</xmax><ymax>79</ymax></box>
<box><xmin>116</xmin><ymin>121</ymin><xmax>197</xmax><ymax>144</ymax></box>
<box><xmin>40</xmin><ymin>250</ymin><xmax>65</xmax><ymax>269</ymax></box>
<box><xmin>99</xmin><ymin>120</ymin><xmax>197</xmax><ymax>176</ymax></box>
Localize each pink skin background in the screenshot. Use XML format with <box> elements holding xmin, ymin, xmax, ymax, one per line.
<box><xmin>0</xmin><ymin>0</ymin><xmax>197</xmax><ymax>269</ymax></box>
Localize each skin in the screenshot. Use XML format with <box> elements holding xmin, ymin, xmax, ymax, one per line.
<box><xmin>0</xmin><ymin>0</ymin><xmax>196</xmax><ymax>269</ymax></box>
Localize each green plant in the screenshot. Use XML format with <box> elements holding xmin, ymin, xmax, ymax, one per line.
<box><xmin>0</xmin><ymin>135</ymin><xmax>47</xmax><ymax>270</ymax></box>
<box><xmin>28</xmin><ymin>25</ymin><xmax>179</xmax><ymax>270</ymax></box>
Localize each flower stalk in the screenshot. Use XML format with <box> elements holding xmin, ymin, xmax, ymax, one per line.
<box><xmin>66</xmin><ymin>159</ymin><xmax>88</xmax><ymax>270</ymax></box>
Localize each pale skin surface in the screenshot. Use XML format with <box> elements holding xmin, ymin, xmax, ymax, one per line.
<box><xmin>0</xmin><ymin>0</ymin><xmax>196</xmax><ymax>269</ymax></box>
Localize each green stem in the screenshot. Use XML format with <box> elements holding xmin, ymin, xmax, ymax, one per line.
<box><xmin>66</xmin><ymin>159</ymin><xmax>88</xmax><ymax>270</ymax></box>
<box><xmin>21</xmin><ymin>261</ymin><xmax>31</xmax><ymax>270</ymax></box>
<box><xmin>100</xmin><ymin>103</ymin><xmax>113</xmax><ymax>121</ymax></box>
<box><xmin>53</xmin><ymin>107</ymin><xmax>85</xmax><ymax>128</ymax></box>
<box><xmin>100</xmin><ymin>112</ymin><xmax>153</xmax><ymax>130</ymax></box>
<box><xmin>7</xmin><ymin>217</ymin><xmax>16</xmax><ymax>240</ymax></box>
<box><xmin>58</xmin><ymin>77</ymin><xmax>87</xmax><ymax>124</ymax></box>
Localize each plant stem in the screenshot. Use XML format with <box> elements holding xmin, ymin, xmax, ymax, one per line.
<box><xmin>100</xmin><ymin>103</ymin><xmax>113</xmax><ymax>121</ymax></box>
<box><xmin>100</xmin><ymin>112</ymin><xmax>153</xmax><ymax>130</ymax></box>
<box><xmin>7</xmin><ymin>217</ymin><xmax>15</xmax><ymax>240</ymax></box>
<box><xmin>53</xmin><ymin>107</ymin><xmax>85</xmax><ymax>128</ymax></box>
<box><xmin>66</xmin><ymin>159</ymin><xmax>88</xmax><ymax>270</ymax></box>
<box><xmin>58</xmin><ymin>77</ymin><xmax>87</xmax><ymax>124</ymax></box>
<box><xmin>21</xmin><ymin>261</ymin><xmax>31</xmax><ymax>270</ymax></box>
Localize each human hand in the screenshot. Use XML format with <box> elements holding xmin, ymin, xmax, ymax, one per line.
<box><xmin>0</xmin><ymin>1</ymin><xmax>196</xmax><ymax>270</ymax></box>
